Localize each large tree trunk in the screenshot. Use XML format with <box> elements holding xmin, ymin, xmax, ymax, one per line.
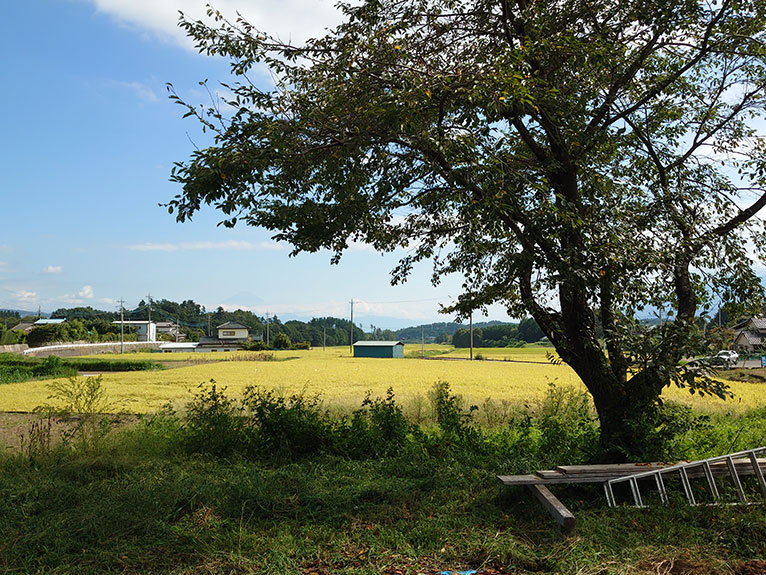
<box><xmin>586</xmin><ymin>371</ymin><xmax>663</xmax><ymax>462</ymax></box>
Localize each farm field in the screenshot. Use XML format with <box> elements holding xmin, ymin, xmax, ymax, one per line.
<box><xmin>1</xmin><ymin>345</ymin><xmax>764</xmax><ymax>414</ymax></box>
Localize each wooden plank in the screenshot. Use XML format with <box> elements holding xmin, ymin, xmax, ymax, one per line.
<box><xmin>535</xmin><ymin>470</ymin><xmax>566</xmax><ymax>479</ymax></box>
<box><xmin>557</xmin><ymin>462</ymin><xmax>674</xmax><ymax>475</ymax></box>
<box><xmin>528</xmin><ymin>484</ymin><xmax>575</xmax><ymax>534</ymax></box>
<box><xmin>498</xmin><ymin>474</ymin><xmax>652</xmax><ymax>485</ymax></box>
<box><xmin>497</xmin><ymin>459</ymin><xmax>766</xmax><ymax>486</ymax></box>
<box><xmin>497</xmin><ymin>474</ymin><xmax>542</xmax><ymax>485</ymax></box>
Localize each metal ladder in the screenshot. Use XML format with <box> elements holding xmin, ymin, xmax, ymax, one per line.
<box><xmin>604</xmin><ymin>447</ymin><xmax>766</xmax><ymax>508</ymax></box>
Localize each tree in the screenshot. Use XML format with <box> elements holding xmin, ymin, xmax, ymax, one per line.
<box><xmin>273</xmin><ymin>332</ymin><xmax>292</xmax><ymax>349</ymax></box>
<box><xmin>169</xmin><ymin>0</ymin><xmax>766</xmax><ymax>459</ymax></box>
<box><xmin>517</xmin><ymin>317</ymin><xmax>544</xmax><ymax>344</ymax></box>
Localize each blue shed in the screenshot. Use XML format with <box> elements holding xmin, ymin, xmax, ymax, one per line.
<box><xmin>353</xmin><ymin>340</ymin><xmax>405</xmax><ymax>358</ymax></box>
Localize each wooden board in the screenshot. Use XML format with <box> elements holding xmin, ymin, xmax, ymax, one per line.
<box><xmin>528</xmin><ymin>484</ymin><xmax>575</xmax><ymax>534</ymax></box>
<box><xmin>556</xmin><ymin>462</ymin><xmax>674</xmax><ymax>475</ymax></box>
<box><xmin>498</xmin><ymin>459</ymin><xmax>766</xmax><ymax>486</ymax></box>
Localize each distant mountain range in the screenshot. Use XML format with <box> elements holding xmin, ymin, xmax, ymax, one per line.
<box><xmin>0</xmin><ymin>308</ymin><xmax>47</xmax><ymax>318</ymax></box>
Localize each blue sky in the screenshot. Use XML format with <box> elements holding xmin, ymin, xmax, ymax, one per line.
<box><xmin>0</xmin><ymin>0</ymin><xmax>513</xmax><ymax>329</ymax></box>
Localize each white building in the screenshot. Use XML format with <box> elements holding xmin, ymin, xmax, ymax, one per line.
<box><xmin>111</xmin><ymin>320</ymin><xmax>157</xmax><ymax>342</ymax></box>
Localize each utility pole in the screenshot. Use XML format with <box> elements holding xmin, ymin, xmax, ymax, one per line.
<box><xmin>208</xmin><ymin>313</ymin><xmax>211</xmax><ymax>337</ymax></box>
<box><xmin>118</xmin><ymin>298</ymin><xmax>125</xmax><ymax>354</ymax></box>
<box><xmin>349</xmin><ymin>299</ymin><xmax>354</xmax><ymax>354</ymax></box>
<box><xmin>146</xmin><ymin>293</ymin><xmax>152</xmax><ymax>323</ymax></box>
<box><xmin>266</xmin><ymin>312</ymin><xmax>270</xmax><ymax>347</ymax></box>
<box><xmin>469</xmin><ymin>312</ymin><xmax>474</xmax><ymax>361</ymax></box>
<box><xmin>421</xmin><ymin>326</ymin><xmax>425</xmax><ymax>358</ymax></box>
<box><xmin>323</xmin><ymin>326</ymin><xmax>326</xmax><ymax>352</ymax></box>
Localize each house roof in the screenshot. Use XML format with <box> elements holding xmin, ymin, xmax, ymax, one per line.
<box><xmin>217</xmin><ymin>322</ymin><xmax>249</xmax><ymax>330</ymax></box>
<box><xmin>34</xmin><ymin>318</ymin><xmax>66</xmax><ymax>325</ymax></box>
<box><xmin>748</xmin><ymin>318</ymin><xmax>766</xmax><ymax>332</ymax></box>
<box><xmin>11</xmin><ymin>322</ymin><xmax>35</xmax><ymax>332</ymax></box>
<box><xmin>736</xmin><ymin>331</ymin><xmax>766</xmax><ymax>346</ymax></box>
<box><xmin>352</xmin><ymin>341</ymin><xmax>404</xmax><ymax>347</ymax></box>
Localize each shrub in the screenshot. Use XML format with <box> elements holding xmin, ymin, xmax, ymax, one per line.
<box><xmin>272</xmin><ymin>333</ymin><xmax>291</xmax><ymax>349</ymax></box>
<box><xmin>34</xmin><ymin>375</ymin><xmax>119</xmax><ymax>452</ymax></box>
<box><xmin>534</xmin><ymin>383</ymin><xmax>599</xmax><ymax>465</ymax></box>
<box><xmin>242</xmin><ymin>386</ymin><xmax>332</xmax><ymax>458</ymax></box>
<box><xmin>427</xmin><ymin>381</ymin><xmax>477</xmax><ymax>439</ymax></box>
<box><xmin>32</xmin><ymin>356</ymin><xmax>77</xmax><ymax>378</ymax></box>
<box><xmin>341</xmin><ymin>388</ymin><xmax>415</xmax><ymax>457</ymax></box>
<box><xmin>183</xmin><ymin>380</ymin><xmax>245</xmax><ymax>457</ymax></box>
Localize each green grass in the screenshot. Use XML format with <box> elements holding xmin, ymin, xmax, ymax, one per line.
<box><xmin>1</xmin><ymin>435</ymin><xmax>765</xmax><ymax>574</ymax></box>
<box><xmin>1</xmin><ymin>380</ymin><xmax>765</xmax><ymax>574</ymax></box>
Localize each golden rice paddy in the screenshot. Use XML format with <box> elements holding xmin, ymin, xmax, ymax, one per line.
<box><xmin>1</xmin><ymin>346</ymin><xmax>763</xmax><ymax>414</ymax></box>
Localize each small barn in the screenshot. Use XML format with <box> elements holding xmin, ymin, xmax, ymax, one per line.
<box><xmin>353</xmin><ymin>340</ymin><xmax>404</xmax><ymax>358</ymax></box>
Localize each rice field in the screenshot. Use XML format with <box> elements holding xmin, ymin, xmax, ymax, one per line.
<box><xmin>1</xmin><ymin>345</ymin><xmax>763</xmax><ymax>414</ymax></box>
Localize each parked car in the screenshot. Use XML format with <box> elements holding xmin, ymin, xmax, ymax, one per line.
<box><xmin>712</xmin><ymin>350</ymin><xmax>739</xmax><ymax>368</ymax></box>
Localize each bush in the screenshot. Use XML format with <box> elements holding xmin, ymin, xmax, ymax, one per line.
<box><xmin>272</xmin><ymin>332</ymin><xmax>291</xmax><ymax>349</ymax></box>
<box><xmin>34</xmin><ymin>375</ymin><xmax>120</xmax><ymax>452</ymax></box>
<box><xmin>63</xmin><ymin>359</ymin><xmax>162</xmax><ymax>372</ymax></box>
<box><xmin>32</xmin><ymin>356</ymin><xmax>77</xmax><ymax>378</ymax></box>
<box><xmin>183</xmin><ymin>381</ymin><xmax>245</xmax><ymax>457</ymax></box>
<box><xmin>242</xmin><ymin>386</ymin><xmax>333</xmax><ymax>458</ymax></box>
<box><xmin>340</xmin><ymin>388</ymin><xmax>415</xmax><ymax>457</ymax></box>
<box><xmin>428</xmin><ymin>381</ymin><xmax>477</xmax><ymax>441</ymax></box>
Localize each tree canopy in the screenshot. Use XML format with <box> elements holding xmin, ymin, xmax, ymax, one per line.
<box><xmin>168</xmin><ymin>0</ymin><xmax>766</xmax><ymax>458</ymax></box>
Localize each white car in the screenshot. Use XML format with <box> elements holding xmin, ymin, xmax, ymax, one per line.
<box><xmin>714</xmin><ymin>350</ymin><xmax>739</xmax><ymax>367</ymax></box>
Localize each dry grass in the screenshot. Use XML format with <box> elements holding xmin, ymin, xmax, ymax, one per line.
<box><xmin>2</xmin><ymin>346</ymin><xmax>762</xmax><ymax>414</ymax></box>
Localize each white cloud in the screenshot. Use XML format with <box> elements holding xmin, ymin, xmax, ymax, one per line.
<box><xmin>78</xmin><ymin>285</ymin><xmax>95</xmax><ymax>299</ymax></box>
<box><xmin>87</xmin><ymin>0</ymin><xmax>347</xmax><ymax>49</ymax></box>
<box><xmin>42</xmin><ymin>265</ymin><xmax>63</xmax><ymax>275</ymax></box>
<box><xmin>126</xmin><ymin>240</ymin><xmax>286</xmax><ymax>252</ymax></box>
<box><xmin>112</xmin><ymin>80</ymin><xmax>159</xmax><ymax>102</ymax></box>
<box><xmin>14</xmin><ymin>290</ymin><xmax>37</xmax><ymax>303</ymax></box>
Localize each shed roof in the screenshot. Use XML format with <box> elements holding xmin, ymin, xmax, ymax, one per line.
<box><xmin>352</xmin><ymin>341</ymin><xmax>404</xmax><ymax>347</ymax></box>
<box><xmin>34</xmin><ymin>318</ymin><xmax>66</xmax><ymax>325</ymax></box>
<box><xmin>217</xmin><ymin>322</ymin><xmax>249</xmax><ymax>330</ymax></box>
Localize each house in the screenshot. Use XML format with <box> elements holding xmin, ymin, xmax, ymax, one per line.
<box><xmin>732</xmin><ymin>318</ymin><xmax>766</xmax><ymax>352</ymax></box>
<box><xmin>161</xmin><ymin>322</ymin><xmax>250</xmax><ymax>353</ymax></box>
<box><xmin>111</xmin><ymin>320</ymin><xmax>157</xmax><ymax>342</ymax></box>
<box><xmin>216</xmin><ymin>322</ymin><xmax>250</xmax><ymax>342</ymax></box>
<box><xmin>352</xmin><ymin>340</ymin><xmax>405</xmax><ymax>358</ymax></box>
<box><xmin>10</xmin><ymin>321</ymin><xmax>36</xmax><ymax>333</ymax></box>
<box><xmin>155</xmin><ymin>321</ymin><xmax>185</xmax><ymax>341</ymax></box>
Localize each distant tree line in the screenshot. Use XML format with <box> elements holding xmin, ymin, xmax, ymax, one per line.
<box><xmin>5</xmin><ymin>300</ymin><xmax>549</xmax><ymax>349</ymax></box>
<box><xmin>10</xmin><ymin>300</ymin><xmax>398</xmax><ymax>348</ymax></box>
<box><xmin>451</xmin><ymin>318</ymin><xmax>545</xmax><ymax>348</ymax></box>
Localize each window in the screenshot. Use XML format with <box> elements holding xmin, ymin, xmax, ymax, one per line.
<box><xmin>222</xmin><ymin>330</ymin><xmax>236</xmax><ymax>336</ymax></box>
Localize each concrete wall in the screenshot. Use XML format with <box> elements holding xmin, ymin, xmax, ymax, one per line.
<box><xmin>23</xmin><ymin>342</ymin><xmax>161</xmax><ymax>357</ymax></box>
<box><xmin>0</xmin><ymin>344</ymin><xmax>29</xmax><ymax>354</ymax></box>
